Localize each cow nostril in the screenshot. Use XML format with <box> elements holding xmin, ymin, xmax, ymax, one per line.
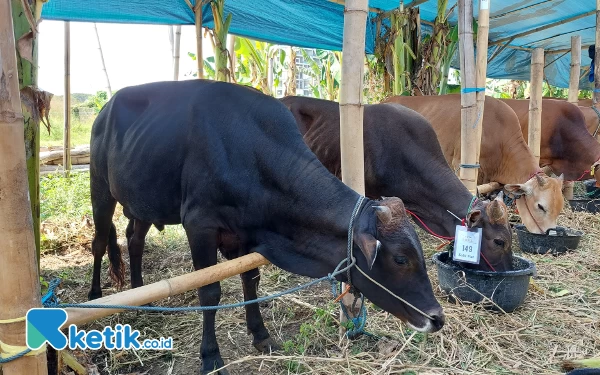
<box><xmin>430</xmin><ymin>313</ymin><xmax>445</xmax><ymax>330</ymax></box>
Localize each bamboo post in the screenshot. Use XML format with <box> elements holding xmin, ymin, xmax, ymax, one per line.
<box><xmin>564</xmin><ymin>35</ymin><xmax>581</xmax><ymax>200</ymax></box>
<box><xmin>63</xmin><ymin>21</ymin><xmax>71</xmax><ymax>174</ymax></box>
<box><xmin>458</xmin><ymin>0</ymin><xmax>478</xmax><ymax>194</ymax></box>
<box><xmin>65</xmin><ymin>253</ymin><xmax>270</xmax><ymax>327</ymax></box>
<box><xmin>568</xmin><ymin>35</ymin><xmax>581</xmax><ymax>104</ymax></box>
<box><xmin>93</xmin><ymin>23</ymin><xmax>112</xmax><ymax>98</ymax></box>
<box><xmin>474</xmin><ymin>0</ymin><xmax>490</xmax><ymax>165</ymax></box>
<box><xmin>339</xmin><ymin>0</ymin><xmax>368</xmax><ymax>336</ymax></box>
<box><xmin>228</xmin><ymin>34</ymin><xmax>235</xmax><ymax>77</ymax></box>
<box><xmin>595</xmin><ymin>0</ymin><xmax>600</xmax><ymax>104</ymax></box>
<box><xmin>195</xmin><ymin>1</ymin><xmax>203</xmax><ymax>79</ymax></box>
<box><xmin>173</xmin><ymin>25</ymin><xmax>181</xmax><ymax>81</ymax></box>
<box><xmin>528</xmin><ymin>48</ymin><xmax>544</xmax><ymax>165</ymax></box>
<box><xmin>0</xmin><ymin>1</ymin><xmax>47</xmax><ymax>373</ymax></box>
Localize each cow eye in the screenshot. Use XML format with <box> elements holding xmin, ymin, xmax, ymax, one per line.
<box><xmin>538</xmin><ymin>204</ymin><xmax>546</xmax><ymax>212</ymax></box>
<box><xmin>494</xmin><ymin>239</ymin><xmax>505</xmax><ymax>247</ymax></box>
<box><xmin>393</xmin><ymin>255</ymin><xmax>408</xmax><ymax>265</ymax></box>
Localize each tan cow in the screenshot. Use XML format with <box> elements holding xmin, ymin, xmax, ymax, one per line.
<box><xmin>385</xmin><ymin>94</ymin><xmax>564</xmax><ymax>234</ymax></box>
<box><xmin>501</xmin><ymin>99</ymin><xmax>600</xmax><ymax>188</ymax></box>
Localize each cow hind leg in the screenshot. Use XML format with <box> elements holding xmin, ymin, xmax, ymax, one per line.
<box><xmin>184</xmin><ymin>225</ymin><xmax>228</xmax><ymax>375</ymax></box>
<box><xmin>128</xmin><ymin>220</ymin><xmax>151</xmax><ymax>289</ymax></box>
<box><xmin>240</xmin><ymin>268</ymin><xmax>281</xmax><ymax>353</ymax></box>
<box><xmin>88</xmin><ymin>188</ymin><xmax>118</xmax><ymax>300</ymax></box>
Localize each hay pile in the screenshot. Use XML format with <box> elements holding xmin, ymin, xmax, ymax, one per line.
<box><xmin>40</xmin><ymin>201</ymin><xmax>599</xmax><ymax>375</ymax></box>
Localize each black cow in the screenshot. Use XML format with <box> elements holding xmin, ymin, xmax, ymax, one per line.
<box><xmin>89</xmin><ymin>80</ymin><xmax>444</xmax><ymax>374</ymax></box>
<box><xmin>280</xmin><ymin>96</ymin><xmax>513</xmax><ymax>272</ymax></box>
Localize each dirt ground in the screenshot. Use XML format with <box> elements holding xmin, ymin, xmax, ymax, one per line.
<box><xmin>39</xmin><ymin>200</ymin><xmax>600</xmax><ymax>375</ymax></box>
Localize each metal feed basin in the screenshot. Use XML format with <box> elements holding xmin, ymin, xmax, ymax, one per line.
<box><xmin>432</xmin><ymin>251</ymin><xmax>536</xmax><ymax>313</ymax></box>
<box><xmin>515</xmin><ymin>225</ymin><xmax>584</xmax><ymax>255</ymax></box>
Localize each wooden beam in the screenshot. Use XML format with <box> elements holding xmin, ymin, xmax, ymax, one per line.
<box><xmin>338</xmin><ymin>0</ymin><xmax>368</xmax><ymax>335</ymax></box>
<box><xmin>195</xmin><ymin>1</ymin><xmax>203</xmax><ymax>79</ymax></box>
<box><xmin>63</xmin><ymin>21</ymin><xmax>71</xmax><ymax>174</ymax></box>
<box><xmin>173</xmin><ymin>25</ymin><xmax>181</xmax><ymax>81</ymax></box>
<box><xmin>65</xmin><ymin>253</ymin><xmax>270</xmax><ymax>327</ymax></box>
<box><xmin>490</xmin><ymin>11</ymin><xmax>595</xmax><ymax>47</ymax></box>
<box><xmin>458</xmin><ymin>0</ymin><xmax>478</xmax><ymax>194</ymax></box>
<box><xmin>528</xmin><ymin>48</ymin><xmax>544</xmax><ymax>165</ymax></box>
<box><xmin>0</xmin><ymin>1</ymin><xmax>47</xmax><ymax>373</ymax></box>
<box><xmin>475</xmin><ymin>0</ymin><xmax>491</xmax><ymax>167</ymax></box>
<box><xmin>595</xmin><ymin>0</ymin><xmax>600</xmax><ymax>104</ymax></box>
<box><xmin>568</xmin><ymin>35</ymin><xmax>581</xmax><ymax>104</ymax></box>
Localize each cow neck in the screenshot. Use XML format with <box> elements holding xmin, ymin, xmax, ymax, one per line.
<box><xmin>495</xmin><ymin>132</ymin><xmax>540</xmax><ymax>184</ymax></box>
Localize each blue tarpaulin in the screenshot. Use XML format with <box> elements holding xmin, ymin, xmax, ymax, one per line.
<box><xmin>41</xmin><ymin>0</ymin><xmax>598</xmax><ymax>89</ymax></box>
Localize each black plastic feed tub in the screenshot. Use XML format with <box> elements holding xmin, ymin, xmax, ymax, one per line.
<box><xmin>514</xmin><ymin>225</ymin><xmax>584</xmax><ymax>255</ymax></box>
<box><xmin>568</xmin><ymin>196</ymin><xmax>600</xmax><ymax>214</ymax></box>
<box><xmin>432</xmin><ymin>251</ymin><xmax>536</xmax><ymax>313</ymax></box>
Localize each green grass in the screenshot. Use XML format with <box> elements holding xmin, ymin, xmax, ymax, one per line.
<box><xmin>40</xmin><ymin>172</ymin><xmax>91</xmax><ymax>222</ymax></box>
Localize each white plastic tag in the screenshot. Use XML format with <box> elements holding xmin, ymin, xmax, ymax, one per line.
<box><xmin>480</xmin><ymin>0</ymin><xmax>490</xmax><ymax>10</ymax></box>
<box><xmin>453</xmin><ymin>226</ymin><xmax>482</xmax><ymax>264</ymax></box>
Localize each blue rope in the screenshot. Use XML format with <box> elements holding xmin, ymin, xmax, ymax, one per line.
<box><xmin>0</xmin><ymin>349</ymin><xmax>32</xmax><ymax>364</ymax></box>
<box><xmin>461</xmin><ymin>87</ymin><xmax>485</xmax><ymax>94</ymax></box>
<box><xmin>460</xmin><ymin>163</ymin><xmax>481</xmax><ymax>169</ymax></box>
<box><xmin>331</xmin><ymin>281</ymin><xmax>376</xmax><ymax>339</ymax></box>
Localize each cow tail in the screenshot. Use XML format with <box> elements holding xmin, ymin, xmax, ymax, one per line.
<box><xmin>107</xmin><ymin>223</ymin><xmax>126</xmax><ymax>289</ymax></box>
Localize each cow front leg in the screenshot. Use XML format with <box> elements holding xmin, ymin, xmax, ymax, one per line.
<box><xmin>240</xmin><ymin>268</ymin><xmax>281</xmax><ymax>353</ymax></box>
<box><xmin>184</xmin><ymin>225</ymin><xmax>228</xmax><ymax>375</ymax></box>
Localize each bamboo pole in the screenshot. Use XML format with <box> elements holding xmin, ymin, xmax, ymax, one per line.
<box><xmin>173</xmin><ymin>25</ymin><xmax>181</xmax><ymax>81</ymax></box>
<box><xmin>228</xmin><ymin>34</ymin><xmax>235</xmax><ymax>78</ymax></box>
<box><xmin>195</xmin><ymin>1</ymin><xmax>203</xmax><ymax>79</ymax></box>
<box><xmin>63</xmin><ymin>21</ymin><xmax>71</xmax><ymax>174</ymax></box>
<box><xmin>565</xmin><ymin>35</ymin><xmax>581</xmax><ymax>201</ymax></box>
<box><xmin>65</xmin><ymin>253</ymin><xmax>270</xmax><ymax>327</ymax></box>
<box><xmin>0</xmin><ymin>1</ymin><xmax>47</xmax><ymax>373</ymax></box>
<box><xmin>339</xmin><ymin>0</ymin><xmax>368</xmax><ymax>336</ymax></box>
<box><xmin>458</xmin><ymin>0</ymin><xmax>478</xmax><ymax>194</ymax></box>
<box><xmin>477</xmin><ymin>181</ymin><xmax>501</xmax><ymax>195</ymax></box>
<box><xmin>528</xmin><ymin>48</ymin><xmax>544</xmax><ymax>165</ymax></box>
<box><xmin>474</xmin><ymin>0</ymin><xmax>490</xmax><ymax>165</ymax></box>
<box><xmin>595</xmin><ymin>0</ymin><xmax>600</xmax><ymax>104</ymax></box>
<box><xmin>93</xmin><ymin>23</ymin><xmax>112</xmax><ymax>98</ymax></box>
<box><xmin>568</xmin><ymin>35</ymin><xmax>581</xmax><ymax>104</ymax></box>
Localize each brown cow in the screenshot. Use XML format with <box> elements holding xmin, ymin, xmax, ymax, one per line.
<box><xmin>384</xmin><ymin>94</ymin><xmax>564</xmax><ymax>234</ymax></box>
<box><xmin>501</xmin><ymin>99</ymin><xmax>600</xmax><ymax>187</ymax></box>
<box><xmin>281</xmin><ymin>96</ymin><xmax>513</xmax><ymax>271</ymax></box>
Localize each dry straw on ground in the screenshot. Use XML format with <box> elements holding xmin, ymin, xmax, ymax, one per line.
<box><xmin>40</xmin><ymin>199</ymin><xmax>599</xmax><ymax>375</ymax></box>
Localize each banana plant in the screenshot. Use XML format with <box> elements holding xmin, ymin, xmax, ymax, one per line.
<box><xmin>210</xmin><ymin>0</ymin><xmax>232</xmax><ymax>82</ymax></box>
<box><xmin>234</xmin><ymin>37</ymin><xmax>288</xmax><ymax>95</ymax></box>
<box><xmin>299</xmin><ymin>49</ymin><xmax>341</xmax><ymax>100</ymax></box>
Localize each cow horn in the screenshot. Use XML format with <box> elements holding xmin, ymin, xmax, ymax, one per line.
<box><xmin>495</xmin><ymin>191</ymin><xmax>505</xmax><ymax>202</ymax></box>
<box><xmin>373</xmin><ymin>206</ymin><xmax>392</xmax><ymax>225</ymax></box>
<box><xmin>487</xmin><ymin>199</ymin><xmax>508</xmax><ymax>224</ymax></box>
<box><xmin>535</xmin><ymin>173</ymin><xmax>547</xmax><ymax>186</ymax></box>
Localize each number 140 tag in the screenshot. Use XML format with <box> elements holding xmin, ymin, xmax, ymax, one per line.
<box><xmin>452</xmin><ymin>226</ymin><xmax>482</xmax><ymax>264</ymax></box>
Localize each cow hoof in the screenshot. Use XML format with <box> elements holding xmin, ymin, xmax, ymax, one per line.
<box><xmin>200</xmin><ymin>359</ymin><xmax>228</xmax><ymax>375</ymax></box>
<box><xmin>253</xmin><ymin>337</ymin><xmax>282</xmax><ymax>353</ymax></box>
<box><xmin>87</xmin><ymin>290</ymin><xmax>102</xmax><ymax>300</ymax></box>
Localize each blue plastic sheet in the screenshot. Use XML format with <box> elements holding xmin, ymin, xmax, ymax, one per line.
<box><xmin>41</xmin><ymin>0</ymin><xmax>598</xmax><ymax>89</ymax></box>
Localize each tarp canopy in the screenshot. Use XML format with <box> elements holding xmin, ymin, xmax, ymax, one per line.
<box><xmin>41</xmin><ymin>0</ymin><xmax>598</xmax><ymax>89</ymax></box>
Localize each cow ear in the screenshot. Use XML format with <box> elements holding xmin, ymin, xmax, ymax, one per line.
<box><xmin>504</xmin><ymin>183</ymin><xmax>533</xmax><ymax>196</ymax></box>
<box><xmin>354</xmin><ymin>233</ymin><xmax>381</xmax><ymax>270</ymax></box>
<box><xmin>466</xmin><ymin>210</ymin><xmax>483</xmax><ymax>228</ymax></box>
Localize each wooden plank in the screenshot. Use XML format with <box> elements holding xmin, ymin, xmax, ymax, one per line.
<box><xmin>64</xmin><ymin>253</ymin><xmax>270</xmax><ymax>327</ymax></box>
<box><xmin>458</xmin><ymin>0</ymin><xmax>478</xmax><ymax>194</ymax></box>
<box><xmin>0</xmin><ymin>1</ymin><xmax>47</xmax><ymax>373</ymax></box>
<box><xmin>528</xmin><ymin>48</ymin><xmax>545</xmax><ymax>165</ymax></box>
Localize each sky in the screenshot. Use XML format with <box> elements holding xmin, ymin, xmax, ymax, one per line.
<box><xmin>38</xmin><ymin>21</ymin><xmax>214</xmax><ymax>95</ymax></box>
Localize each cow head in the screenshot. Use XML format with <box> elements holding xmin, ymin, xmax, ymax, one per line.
<box><xmin>460</xmin><ymin>193</ymin><xmax>513</xmax><ymax>272</ymax></box>
<box><xmin>351</xmin><ymin>197</ymin><xmax>444</xmax><ymax>333</ymax></box>
<box><xmin>504</xmin><ymin>173</ymin><xmax>564</xmax><ymax>234</ymax></box>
